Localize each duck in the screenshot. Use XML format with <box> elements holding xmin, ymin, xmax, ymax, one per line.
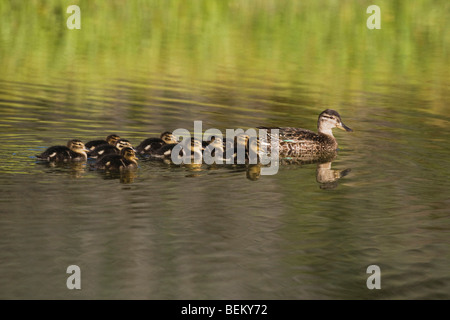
<box><xmin>135</xmin><ymin>131</ymin><xmax>178</xmax><ymax>155</ymax></box>
<box><xmin>85</xmin><ymin>134</ymin><xmax>120</xmax><ymax>151</ymax></box>
<box><xmin>93</xmin><ymin>147</ymin><xmax>138</xmax><ymax>170</ymax></box>
<box><xmin>36</xmin><ymin>139</ymin><xmax>89</xmax><ymax>162</ymax></box>
<box><xmin>258</xmin><ymin>109</ymin><xmax>352</xmax><ymax>156</ymax></box>
<box><xmin>88</xmin><ymin>138</ymin><xmax>134</xmax><ymax>159</ymax></box>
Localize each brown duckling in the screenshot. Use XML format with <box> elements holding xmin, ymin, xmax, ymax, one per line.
<box><xmin>224</xmin><ymin>134</ymin><xmax>259</xmax><ymax>164</ymax></box>
<box><xmin>85</xmin><ymin>134</ymin><xmax>120</xmax><ymax>151</ymax></box>
<box><xmin>152</xmin><ymin>137</ymin><xmax>203</xmax><ymax>161</ymax></box>
<box><xmin>93</xmin><ymin>147</ymin><xmax>138</xmax><ymax>170</ymax></box>
<box><xmin>136</xmin><ymin>131</ymin><xmax>178</xmax><ymax>155</ymax></box>
<box><xmin>203</xmin><ymin>136</ymin><xmax>225</xmax><ymax>161</ymax></box>
<box><xmin>36</xmin><ymin>139</ymin><xmax>89</xmax><ymax>162</ymax></box>
<box><xmin>88</xmin><ymin>138</ymin><xmax>133</xmax><ymax>159</ymax></box>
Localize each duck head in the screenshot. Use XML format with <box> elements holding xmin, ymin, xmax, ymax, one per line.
<box><xmin>317</xmin><ymin>109</ymin><xmax>353</xmax><ymax>136</ymax></box>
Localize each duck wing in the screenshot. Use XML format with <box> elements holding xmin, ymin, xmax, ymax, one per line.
<box><xmin>85</xmin><ymin>140</ymin><xmax>107</xmax><ymax>150</ymax></box>
<box><xmin>257</xmin><ymin>126</ymin><xmax>319</xmax><ymax>143</ymax></box>
<box><xmin>36</xmin><ymin>146</ymin><xmax>71</xmax><ymax>161</ymax></box>
<box><xmin>136</xmin><ymin>138</ymin><xmax>164</xmax><ymax>154</ymax></box>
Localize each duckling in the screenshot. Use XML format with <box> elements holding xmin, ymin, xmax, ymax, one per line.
<box><xmin>88</xmin><ymin>138</ymin><xmax>133</xmax><ymax>159</ymax></box>
<box><xmin>224</xmin><ymin>134</ymin><xmax>259</xmax><ymax>164</ymax></box>
<box><xmin>135</xmin><ymin>131</ymin><xmax>178</xmax><ymax>155</ymax></box>
<box><xmin>152</xmin><ymin>137</ymin><xmax>203</xmax><ymax>162</ymax></box>
<box><xmin>94</xmin><ymin>147</ymin><xmax>138</xmax><ymax>170</ymax></box>
<box><xmin>36</xmin><ymin>139</ymin><xmax>89</xmax><ymax>162</ymax></box>
<box><xmin>203</xmin><ymin>136</ymin><xmax>225</xmax><ymax>162</ymax></box>
<box><xmin>258</xmin><ymin>109</ymin><xmax>352</xmax><ymax>156</ymax></box>
<box><xmin>85</xmin><ymin>134</ymin><xmax>120</xmax><ymax>151</ymax></box>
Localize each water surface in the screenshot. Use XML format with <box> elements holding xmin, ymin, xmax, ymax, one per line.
<box><xmin>0</xmin><ymin>0</ymin><xmax>449</xmax><ymax>299</ymax></box>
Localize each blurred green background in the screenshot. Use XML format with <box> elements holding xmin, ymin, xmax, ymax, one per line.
<box><xmin>1</xmin><ymin>0</ymin><xmax>448</xmax><ymax>114</ymax></box>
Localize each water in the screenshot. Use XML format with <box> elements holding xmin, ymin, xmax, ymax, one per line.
<box><xmin>0</xmin><ymin>0</ymin><xmax>449</xmax><ymax>299</ymax></box>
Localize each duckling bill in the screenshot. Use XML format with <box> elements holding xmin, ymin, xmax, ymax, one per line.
<box><xmin>36</xmin><ymin>139</ymin><xmax>89</xmax><ymax>162</ymax></box>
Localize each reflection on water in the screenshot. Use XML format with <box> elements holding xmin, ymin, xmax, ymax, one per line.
<box><xmin>1</xmin><ymin>75</ymin><xmax>449</xmax><ymax>299</ymax></box>
<box><xmin>33</xmin><ymin>150</ymin><xmax>352</xmax><ymax>189</ymax></box>
<box><xmin>0</xmin><ymin>0</ymin><xmax>449</xmax><ymax>300</ymax></box>
<box><xmin>316</xmin><ymin>162</ymin><xmax>351</xmax><ymax>190</ymax></box>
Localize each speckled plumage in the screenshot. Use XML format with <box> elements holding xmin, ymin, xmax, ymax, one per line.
<box><xmin>258</xmin><ymin>109</ymin><xmax>352</xmax><ymax>158</ymax></box>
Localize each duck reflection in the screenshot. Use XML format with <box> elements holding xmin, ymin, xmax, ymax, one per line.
<box><xmin>35</xmin><ymin>147</ymin><xmax>350</xmax><ymax>187</ymax></box>
<box><xmin>251</xmin><ymin>150</ymin><xmax>351</xmax><ymax>188</ymax></box>
<box><xmin>316</xmin><ymin>162</ymin><xmax>351</xmax><ymax>189</ymax></box>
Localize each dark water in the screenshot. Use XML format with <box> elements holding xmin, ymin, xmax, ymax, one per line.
<box><xmin>1</xmin><ymin>1</ymin><xmax>449</xmax><ymax>300</ymax></box>
<box><xmin>1</xmin><ymin>75</ymin><xmax>449</xmax><ymax>300</ymax></box>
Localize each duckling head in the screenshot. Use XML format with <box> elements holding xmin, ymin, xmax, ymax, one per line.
<box><xmin>67</xmin><ymin>139</ymin><xmax>89</xmax><ymax>154</ymax></box>
<box><xmin>121</xmin><ymin>147</ymin><xmax>139</xmax><ymax>164</ymax></box>
<box><xmin>189</xmin><ymin>137</ymin><xmax>203</xmax><ymax>152</ymax></box>
<box><xmin>115</xmin><ymin>139</ymin><xmax>133</xmax><ymax>150</ymax></box>
<box><xmin>208</xmin><ymin>136</ymin><xmax>224</xmax><ymax>150</ymax></box>
<box><xmin>317</xmin><ymin>109</ymin><xmax>353</xmax><ymax>136</ymax></box>
<box><xmin>160</xmin><ymin>131</ymin><xmax>178</xmax><ymax>144</ymax></box>
<box><xmin>235</xmin><ymin>134</ymin><xmax>250</xmax><ymax>147</ymax></box>
<box><xmin>106</xmin><ymin>134</ymin><xmax>121</xmax><ymax>145</ymax></box>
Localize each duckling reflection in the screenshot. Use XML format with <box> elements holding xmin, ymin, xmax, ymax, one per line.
<box><xmin>66</xmin><ymin>162</ymin><xmax>87</xmax><ymax>179</ymax></box>
<box><xmin>246</xmin><ymin>164</ymin><xmax>261</xmax><ymax>181</ymax></box>
<box><xmin>99</xmin><ymin>169</ymin><xmax>138</xmax><ymax>184</ymax></box>
<box><xmin>38</xmin><ymin>161</ymin><xmax>87</xmax><ymax>179</ymax></box>
<box><xmin>183</xmin><ymin>162</ymin><xmax>203</xmax><ymax>177</ymax></box>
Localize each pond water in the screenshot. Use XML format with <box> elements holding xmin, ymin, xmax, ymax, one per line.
<box><xmin>0</xmin><ymin>1</ymin><xmax>449</xmax><ymax>299</ymax></box>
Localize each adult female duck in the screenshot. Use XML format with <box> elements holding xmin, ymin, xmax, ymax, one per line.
<box><xmin>258</xmin><ymin>109</ymin><xmax>353</xmax><ymax>155</ymax></box>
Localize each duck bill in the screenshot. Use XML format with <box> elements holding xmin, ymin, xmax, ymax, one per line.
<box><xmin>337</xmin><ymin>122</ymin><xmax>353</xmax><ymax>132</ymax></box>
